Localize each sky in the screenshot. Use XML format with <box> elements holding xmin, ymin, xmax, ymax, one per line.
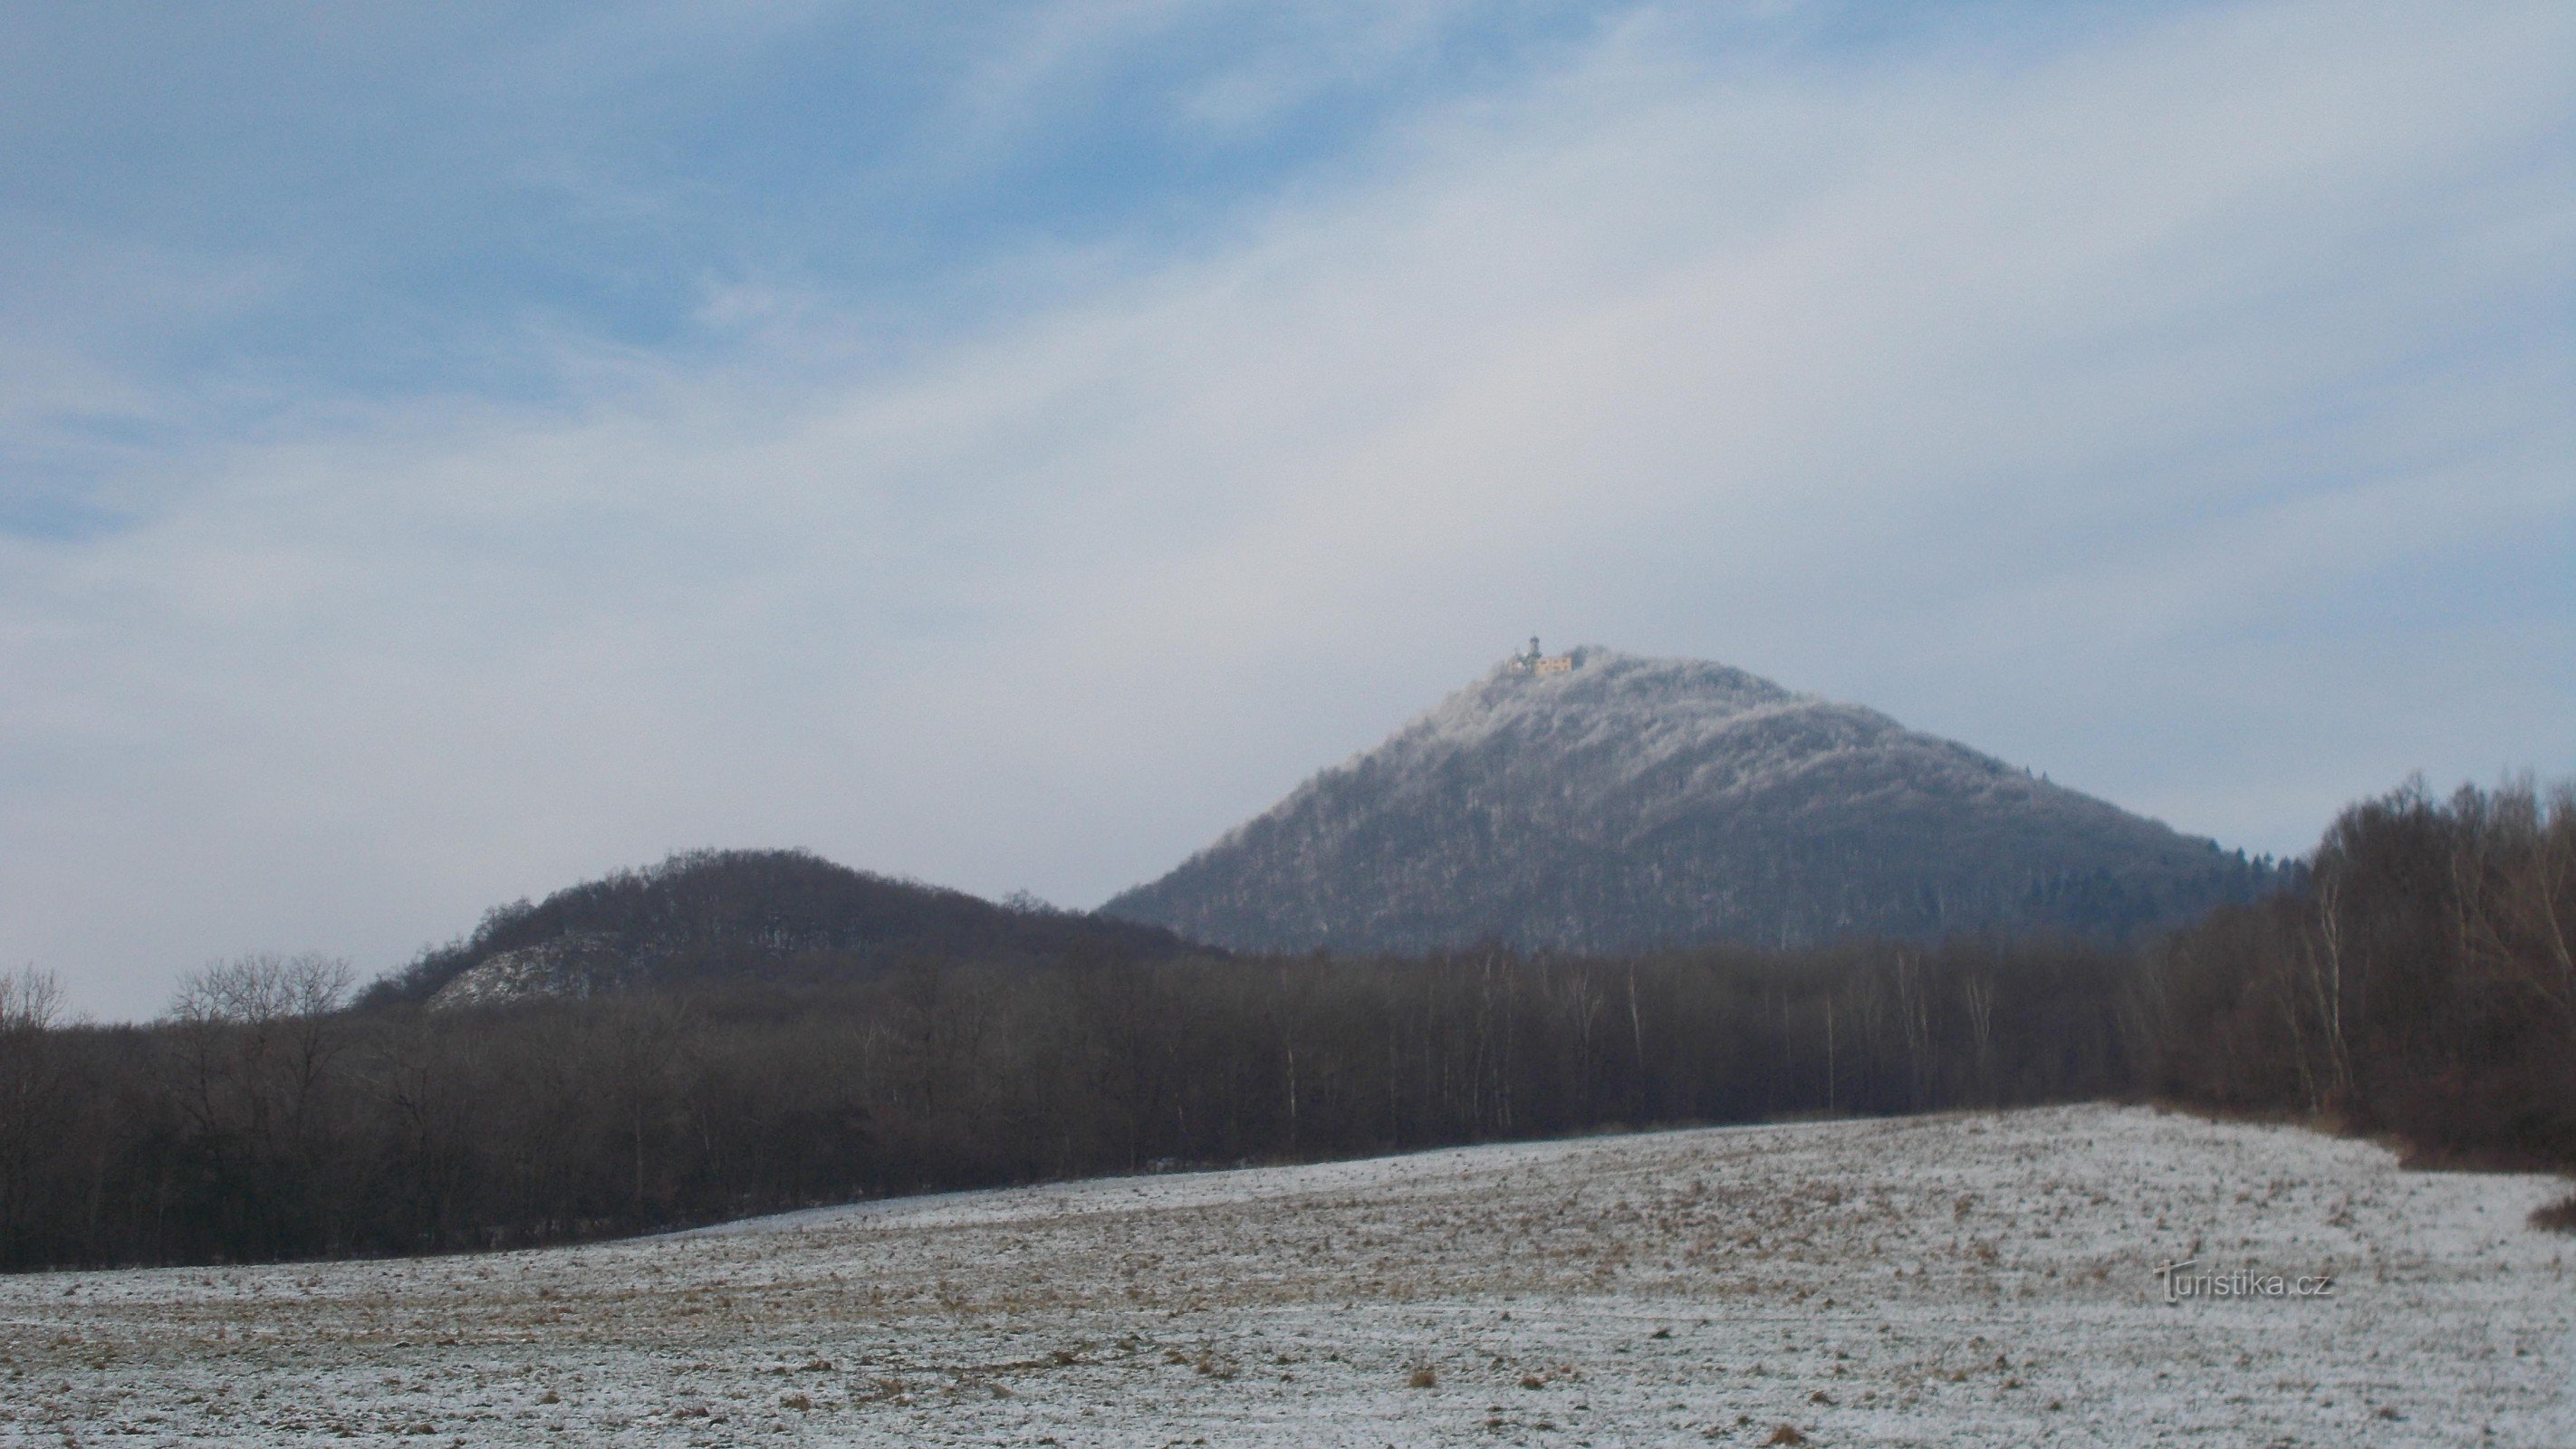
<box><xmin>3</xmin><ymin>0</ymin><xmax>2569</xmax><ymax>1020</ymax></box>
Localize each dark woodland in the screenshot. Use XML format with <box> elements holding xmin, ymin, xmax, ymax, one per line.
<box><xmin>2144</xmin><ymin>774</ymin><xmax>2576</xmax><ymax>1169</ymax></box>
<box><xmin>1</xmin><ymin>776</ymin><xmax>2566</xmax><ymax>1271</ymax></box>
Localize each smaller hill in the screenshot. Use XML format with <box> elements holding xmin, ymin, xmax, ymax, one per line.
<box><xmin>360</xmin><ymin>849</ymin><xmax>1197</xmax><ymax>1009</ymax></box>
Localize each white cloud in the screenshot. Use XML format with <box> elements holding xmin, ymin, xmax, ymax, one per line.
<box><xmin>1</xmin><ymin>0</ymin><xmax>2568</xmax><ymax>1017</ymax></box>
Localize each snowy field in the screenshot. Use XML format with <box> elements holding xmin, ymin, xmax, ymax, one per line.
<box><xmin>4</xmin><ymin>1103</ymin><xmax>2569</xmax><ymax>1447</ymax></box>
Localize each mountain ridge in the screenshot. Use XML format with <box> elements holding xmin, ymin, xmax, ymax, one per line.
<box><xmin>360</xmin><ymin>848</ymin><xmax>1197</xmax><ymax>1009</ymax></box>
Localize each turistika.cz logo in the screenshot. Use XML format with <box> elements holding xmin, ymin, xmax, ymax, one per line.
<box><xmin>2152</xmin><ymin>1257</ymin><xmax>2335</xmax><ymax>1304</ymax></box>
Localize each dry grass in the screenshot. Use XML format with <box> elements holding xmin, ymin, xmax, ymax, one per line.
<box><xmin>2531</xmin><ymin>1188</ymin><xmax>2576</xmax><ymax>1233</ymax></box>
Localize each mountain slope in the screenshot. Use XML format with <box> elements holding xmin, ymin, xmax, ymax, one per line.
<box><xmin>1103</xmin><ymin>648</ymin><xmax>2281</xmax><ymax>955</ymax></box>
<box><xmin>363</xmin><ymin>849</ymin><xmax>1196</xmax><ymax>1009</ymax></box>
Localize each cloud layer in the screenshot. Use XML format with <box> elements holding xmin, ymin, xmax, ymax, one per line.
<box><xmin>3</xmin><ymin>0</ymin><xmax>2570</xmax><ymax>1017</ymax></box>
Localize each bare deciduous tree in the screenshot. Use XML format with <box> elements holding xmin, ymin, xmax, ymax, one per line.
<box><xmin>0</xmin><ymin>967</ymin><xmax>69</xmax><ymax>1265</ymax></box>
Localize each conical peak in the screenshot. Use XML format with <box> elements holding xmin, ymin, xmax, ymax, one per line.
<box><xmin>1101</xmin><ymin>642</ymin><xmax>2268</xmax><ymax>955</ymax></box>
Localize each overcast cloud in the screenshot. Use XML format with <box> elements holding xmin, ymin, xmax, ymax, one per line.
<box><xmin>3</xmin><ymin>0</ymin><xmax>2570</xmax><ymax>1019</ymax></box>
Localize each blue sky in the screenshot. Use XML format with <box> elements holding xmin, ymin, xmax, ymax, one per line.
<box><xmin>3</xmin><ymin>0</ymin><xmax>2570</xmax><ymax>1018</ymax></box>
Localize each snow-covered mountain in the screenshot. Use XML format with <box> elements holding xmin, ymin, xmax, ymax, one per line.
<box><xmin>1103</xmin><ymin>647</ymin><xmax>2282</xmax><ymax>955</ymax></box>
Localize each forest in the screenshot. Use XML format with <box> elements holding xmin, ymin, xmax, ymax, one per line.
<box><xmin>2145</xmin><ymin>774</ymin><xmax>2576</xmax><ymax>1169</ymax></box>
<box><xmin>0</xmin><ymin>775</ymin><xmax>2567</xmax><ymax>1271</ymax></box>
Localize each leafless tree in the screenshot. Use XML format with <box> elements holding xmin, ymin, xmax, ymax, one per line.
<box><xmin>0</xmin><ymin>967</ymin><xmax>68</xmax><ymax>1264</ymax></box>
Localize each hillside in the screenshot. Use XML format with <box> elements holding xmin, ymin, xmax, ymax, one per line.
<box><xmin>361</xmin><ymin>849</ymin><xmax>1196</xmax><ymax>1009</ymax></box>
<box><xmin>1104</xmin><ymin>646</ymin><xmax>2284</xmax><ymax>955</ymax></box>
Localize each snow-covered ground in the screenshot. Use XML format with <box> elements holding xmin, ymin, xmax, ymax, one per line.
<box><xmin>4</xmin><ymin>1104</ymin><xmax>2568</xmax><ymax>1446</ymax></box>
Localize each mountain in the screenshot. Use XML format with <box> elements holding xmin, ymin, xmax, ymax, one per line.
<box><xmin>1101</xmin><ymin>646</ymin><xmax>2285</xmax><ymax>955</ymax></box>
<box><xmin>361</xmin><ymin>849</ymin><xmax>1197</xmax><ymax>1009</ymax></box>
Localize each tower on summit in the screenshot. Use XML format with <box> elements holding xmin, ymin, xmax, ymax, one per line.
<box><xmin>1510</xmin><ymin>637</ymin><xmax>1574</xmax><ymax>677</ymax></box>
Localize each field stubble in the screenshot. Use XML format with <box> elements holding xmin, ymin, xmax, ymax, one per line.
<box><xmin>1</xmin><ymin>1104</ymin><xmax>2566</xmax><ymax>1445</ymax></box>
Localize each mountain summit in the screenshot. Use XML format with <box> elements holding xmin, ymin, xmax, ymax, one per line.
<box><xmin>1102</xmin><ymin>646</ymin><xmax>2278</xmax><ymax>955</ymax></box>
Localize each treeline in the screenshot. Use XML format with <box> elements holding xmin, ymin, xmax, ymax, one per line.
<box><xmin>4</xmin><ymin>772</ymin><xmax>2564</xmax><ymax>1271</ymax></box>
<box><xmin>2147</xmin><ymin>775</ymin><xmax>2576</xmax><ymax>1168</ymax></box>
<box><xmin>0</xmin><ymin>937</ymin><xmax>2136</xmax><ymax>1270</ymax></box>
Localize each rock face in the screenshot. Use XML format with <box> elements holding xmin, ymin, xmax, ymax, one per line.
<box><xmin>426</xmin><ymin>934</ymin><xmax>629</xmax><ymax>1010</ymax></box>
<box><xmin>364</xmin><ymin>849</ymin><xmax>1195</xmax><ymax>1010</ymax></box>
<box><xmin>1103</xmin><ymin>648</ymin><xmax>2281</xmax><ymax>955</ymax></box>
